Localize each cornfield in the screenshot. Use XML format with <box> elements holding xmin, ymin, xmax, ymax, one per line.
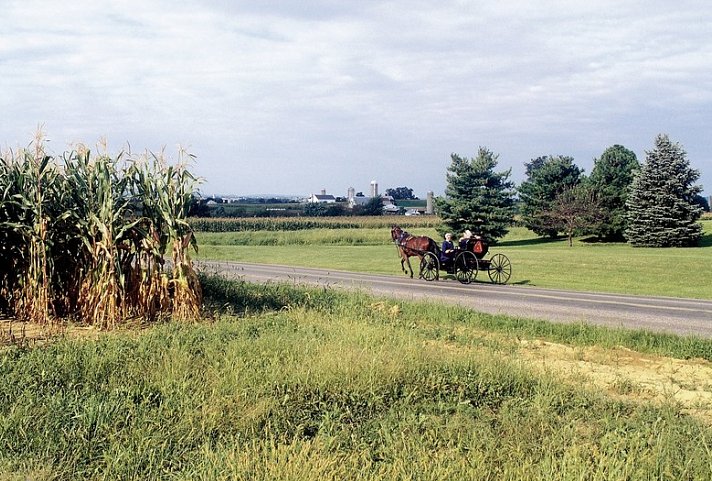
<box><xmin>0</xmin><ymin>134</ymin><xmax>202</xmax><ymax>328</ymax></box>
<box><xmin>190</xmin><ymin>216</ymin><xmax>442</xmax><ymax>232</ymax></box>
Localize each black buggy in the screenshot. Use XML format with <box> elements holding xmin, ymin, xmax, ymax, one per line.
<box><xmin>419</xmin><ymin>235</ymin><xmax>512</xmax><ymax>284</ymax></box>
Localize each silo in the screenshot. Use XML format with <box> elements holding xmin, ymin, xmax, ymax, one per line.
<box><xmin>370</xmin><ymin>180</ymin><xmax>378</xmax><ymax>198</ymax></box>
<box><xmin>426</xmin><ymin>191</ymin><xmax>434</xmax><ymax>214</ymax></box>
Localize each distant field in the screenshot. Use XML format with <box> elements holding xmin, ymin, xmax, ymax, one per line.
<box><xmin>190</xmin><ymin>215</ymin><xmax>440</xmax><ymax>232</ymax></box>
<box><xmin>207</xmin><ymin>202</ymin><xmax>304</xmax><ymax>217</ymax></box>
<box><xmin>196</xmin><ymin>220</ymin><xmax>712</xmax><ymax>299</ymax></box>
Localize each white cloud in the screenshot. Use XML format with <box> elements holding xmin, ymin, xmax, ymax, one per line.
<box><xmin>1</xmin><ymin>0</ymin><xmax>710</xmax><ymax>195</ymax></box>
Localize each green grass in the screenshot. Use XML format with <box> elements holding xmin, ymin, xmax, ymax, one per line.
<box><xmin>2</xmin><ymin>278</ymin><xmax>711</xmax><ymax>480</ymax></box>
<box><xmin>196</xmin><ymin>221</ymin><xmax>712</xmax><ymax>299</ymax></box>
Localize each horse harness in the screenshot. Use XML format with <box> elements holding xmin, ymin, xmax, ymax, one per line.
<box><xmin>395</xmin><ymin>230</ymin><xmax>411</xmax><ymax>247</ymax></box>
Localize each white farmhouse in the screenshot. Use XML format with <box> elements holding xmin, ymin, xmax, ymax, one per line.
<box><xmin>308</xmin><ymin>193</ymin><xmax>336</xmax><ymax>203</ymax></box>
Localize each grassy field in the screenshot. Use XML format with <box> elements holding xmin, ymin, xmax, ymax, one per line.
<box><xmin>2</xmin><ymin>278</ymin><xmax>712</xmax><ymax>480</ymax></box>
<box><xmin>196</xmin><ymin>221</ymin><xmax>712</xmax><ymax>299</ymax></box>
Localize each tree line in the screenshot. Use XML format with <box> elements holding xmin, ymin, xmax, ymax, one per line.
<box><xmin>436</xmin><ymin>134</ymin><xmax>707</xmax><ymax>247</ymax></box>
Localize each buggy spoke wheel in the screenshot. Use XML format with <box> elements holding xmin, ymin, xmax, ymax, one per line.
<box><xmin>420</xmin><ymin>252</ymin><xmax>439</xmax><ymax>281</ymax></box>
<box><xmin>454</xmin><ymin>251</ymin><xmax>478</xmax><ymax>284</ymax></box>
<box><xmin>487</xmin><ymin>253</ymin><xmax>511</xmax><ymax>284</ymax></box>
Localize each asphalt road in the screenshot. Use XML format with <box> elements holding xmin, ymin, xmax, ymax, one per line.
<box><xmin>196</xmin><ymin>261</ymin><xmax>712</xmax><ymax>338</ymax></box>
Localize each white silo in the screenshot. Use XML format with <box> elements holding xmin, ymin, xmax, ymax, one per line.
<box><xmin>426</xmin><ymin>191</ymin><xmax>434</xmax><ymax>214</ymax></box>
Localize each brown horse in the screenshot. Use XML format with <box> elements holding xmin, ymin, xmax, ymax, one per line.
<box><xmin>390</xmin><ymin>225</ymin><xmax>439</xmax><ymax>278</ymax></box>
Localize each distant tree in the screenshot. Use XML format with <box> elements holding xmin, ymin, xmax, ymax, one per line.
<box><xmin>588</xmin><ymin>145</ymin><xmax>639</xmax><ymax>240</ymax></box>
<box><xmin>326</xmin><ymin>203</ymin><xmax>346</xmax><ymax>216</ymax></box>
<box><xmin>538</xmin><ymin>185</ymin><xmax>605</xmax><ymax>247</ymax></box>
<box><xmin>359</xmin><ymin>196</ymin><xmax>383</xmax><ymax>216</ymax></box>
<box><xmin>518</xmin><ymin>155</ymin><xmax>582</xmax><ymax>238</ymax></box>
<box><xmin>385</xmin><ymin>186</ymin><xmax>417</xmax><ymax>200</ymax></box>
<box><xmin>693</xmin><ymin>194</ymin><xmax>710</xmax><ymax>212</ymax></box>
<box><xmin>435</xmin><ymin>147</ymin><xmax>516</xmax><ymax>242</ymax></box>
<box><xmin>304</xmin><ymin>202</ymin><xmax>328</xmax><ymax>217</ymax></box>
<box><xmin>187</xmin><ymin>194</ymin><xmax>211</xmax><ymax>217</ymax></box>
<box><xmin>625</xmin><ymin>134</ymin><xmax>703</xmax><ymax>247</ymax></box>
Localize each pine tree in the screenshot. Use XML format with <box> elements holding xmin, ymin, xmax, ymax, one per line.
<box><xmin>588</xmin><ymin>145</ymin><xmax>638</xmax><ymax>240</ymax></box>
<box><xmin>625</xmin><ymin>134</ymin><xmax>703</xmax><ymax>247</ymax></box>
<box><xmin>518</xmin><ymin>155</ymin><xmax>582</xmax><ymax>238</ymax></box>
<box><xmin>435</xmin><ymin>147</ymin><xmax>515</xmax><ymax>242</ymax></box>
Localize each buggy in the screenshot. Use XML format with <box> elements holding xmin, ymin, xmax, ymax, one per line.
<box><xmin>419</xmin><ymin>235</ymin><xmax>511</xmax><ymax>284</ymax></box>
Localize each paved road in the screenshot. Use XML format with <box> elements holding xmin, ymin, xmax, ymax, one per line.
<box><xmin>197</xmin><ymin>261</ymin><xmax>712</xmax><ymax>338</ymax></box>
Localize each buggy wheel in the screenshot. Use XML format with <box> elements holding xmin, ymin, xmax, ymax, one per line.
<box><xmin>454</xmin><ymin>251</ymin><xmax>478</xmax><ymax>284</ymax></box>
<box><xmin>420</xmin><ymin>252</ymin><xmax>439</xmax><ymax>281</ymax></box>
<box><xmin>487</xmin><ymin>253</ymin><xmax>511</xmax><ymax>284</ymax></box>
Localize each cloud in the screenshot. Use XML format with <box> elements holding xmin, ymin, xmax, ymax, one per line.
<box><xmin>1</xmin><ymin>1</ymin><xmax>710</xmax><ymax>195</ymax></box>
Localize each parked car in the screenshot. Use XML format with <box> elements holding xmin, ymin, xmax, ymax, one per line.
<box><xmin>404</xmin><ymin>209</ymin><xmax>421</xmax><ymax>216</ymax></box>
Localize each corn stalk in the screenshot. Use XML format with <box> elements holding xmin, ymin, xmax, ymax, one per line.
<box><xmin>131</xmin><ymin>149</ymin><xmax>202</xmax><ymax>321</ymax></box>
<box><xmin>0</xmin><ymin>135</ymin><xmax>203</xmax><ymax>327</ymax></box>
<box><xmin>0</xmin><ymin>134</ymin><xmax>58</xmax><ymax>324</ymax></box>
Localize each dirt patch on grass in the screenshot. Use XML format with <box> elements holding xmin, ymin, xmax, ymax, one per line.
<box><xmin>1</xmin><ymin>318</ymin><xmax>103</xmax><ymax>347</ymax></box>
<box><xmin>519</xmin><ymin>339</ymin><xmax>712</xmax><ymax>422</ymax></box>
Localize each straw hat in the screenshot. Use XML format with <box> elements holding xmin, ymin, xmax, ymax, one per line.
<box><xmin>463</xmin><ymin>230</ymin><xmax>472</xmax><ymax>239</ymax></box>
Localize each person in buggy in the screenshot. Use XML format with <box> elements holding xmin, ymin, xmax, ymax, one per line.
<box><xmin>458</xmin><ymin>229</ymin><xmax>473</xmax><ymax>249</ymax></box>
<box><xmin>440</xmin><ymin>233</ymin><xmax>456</xmax><ymax>265</ymax></box>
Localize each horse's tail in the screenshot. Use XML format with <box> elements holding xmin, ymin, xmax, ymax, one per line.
<box><xmin>429</xmin><ymin>237</ymin><xmax>441</xmax><ymax>256</ymax></box>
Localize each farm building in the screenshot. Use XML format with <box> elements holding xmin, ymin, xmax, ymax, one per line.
<box><xmin>308</xmin><ymin>193</ymin><xmax>336</xmax><ymax>203</ymax></box>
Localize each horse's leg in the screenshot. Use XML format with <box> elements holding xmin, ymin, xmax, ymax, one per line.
<box><xmin>417</xmin><ymin>254</ymin><xmax>424</xmax><ymax>278</ymax></box>
<box><xmin>399</xmin><ymin>250</ymin><xmax>408</xmax><ymax>275</ymax></box>
<box><xmin>405</xmin><ymin>255</ymin><xmax>414</xmax><ymax>278</ymax></box>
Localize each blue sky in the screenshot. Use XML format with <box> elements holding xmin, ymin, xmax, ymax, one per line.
<box><xmin>1</xmin><ymin>0</ymin><xmax>710</xmax><ymax>197</ymax></box>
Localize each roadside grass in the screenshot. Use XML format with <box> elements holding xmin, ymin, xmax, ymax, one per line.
<box><xmin>2</xmin><ymin>277</ymin><xmax>711</xmax><ymax>480</ymax></box>
<box><xmin>201</xmin><ymin>276</ymin><xmax>712</xmax><ymax>362</ymax></box>
<box><xmin>196</xmin><ymin>221</ymin><xmax>712</xmax><ymax>299</ymax></box>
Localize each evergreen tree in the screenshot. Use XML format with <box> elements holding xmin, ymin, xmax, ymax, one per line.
<box><xmin>518</xmin><ymin>155</ymin><xmax>582</xmax><ymax>237</ymax></box>
<box><xmin>625</xmin><ymin>134</ymin><xmax>703</xmax><ymax>247</ymax></box>
<box><xmin>435</xmin><ymin>147</ymin><xmax>515</xmax><ymax>242</ymax></box>
<box><xmin>588</xmin><ymin>145</ymin><xmax>639</xmax><ymax>240</ymax></box>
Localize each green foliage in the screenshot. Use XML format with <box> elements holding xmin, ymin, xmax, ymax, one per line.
<box><xmin>588</xmin><ymin>145</ymin><xmax>639</xmax><ymax>240</ymax></box>
<box><xmin>385</xmin><ymin>186</ymin><xmax>417</xmax><ymax>200</ymax></box>
<box><xmin>355</xmin><ymin>196</ymin><xmax>383</xmax><ymax>216</ymax></box>
<box><xmin>518</xmin><ymin>155</ymin><xmax>582</xmax><ymax>238</ymax></box>
<box><xmin>436</xmin><ymin>147</ymin><xmax>516</xmax><ymax>242</ymax></box>
<box><xmin>537</xmin><ymin>185</ymin><xmax>605</xmax><ymax>246</ymax></box>
<box><xmin>694</xmin><ymin>194</ymin><xmax>710</xmax><ymax>212</ymax></box>
<box><xmin>187</xmin><ymin>195</ymin><xmax>211</xmax><ymax>217</ymax></box>
<box><xmin>626</xmin><ymin>134</ymin><xmax>703</xmax><ymax>247</ymax></box>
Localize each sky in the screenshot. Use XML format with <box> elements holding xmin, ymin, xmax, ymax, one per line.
<box><xmin>1</xmin><ymin>0</ymin><xmax>711</xmax><ymax>198</ymax></box>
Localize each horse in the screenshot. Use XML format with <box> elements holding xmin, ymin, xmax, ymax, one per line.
<box><xmin>390</xmin><ymin>225</ymin><xmax>439</xmax><ymax>278</ymax></box>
